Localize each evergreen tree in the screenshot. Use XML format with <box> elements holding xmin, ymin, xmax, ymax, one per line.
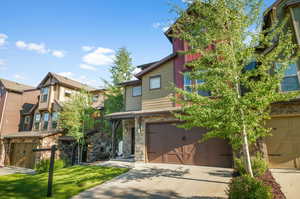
<box><xmin>172</xmin><ymin>0</ymin><xmax>299</xmax><ymax>177</ymax></box>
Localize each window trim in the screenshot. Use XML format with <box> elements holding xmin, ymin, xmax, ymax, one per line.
<box><xmin>278</xmin><ymin>62</ymin><xmax>300</xmax><ymax>92</ymax></box>
<box><xmin>40</xmin><ymin>87</ymin><xmax>49</xmax><ymax>103</ymax></box>
<box><xmin>149</xmin><ymin>75</ymin><xmax>161</xmax><ymax>90</ymax></box>
<box><xmin>132</xmin><ymin>85</ymin><xmax>142</xmax><ymax>97</ymax></box>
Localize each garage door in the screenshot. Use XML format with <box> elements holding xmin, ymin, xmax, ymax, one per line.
<box><xmin>266</xmin><ymin>117</ymin><xmax>300</xmax><ymax>169</ymax></box>
<box><xmin>10</xmin><ymin>143</ymin><xmax>37</xmax><ymax>169</ymax></box>
<box><xmin>146</xmin><ymin>122</ymin><xmax>233</xmax><ymax>168</ymax></box>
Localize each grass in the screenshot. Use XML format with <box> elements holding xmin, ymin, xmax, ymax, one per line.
<box><xmin>0</xmin><ymin>165</ymin><xmax>129</xmax><ymax>199</ymax></box>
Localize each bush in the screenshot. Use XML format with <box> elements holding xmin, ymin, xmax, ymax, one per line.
<box><xmin>35</xmin><ymin>159</ymin><xmax>68</xmax><ymax>173</ymax></box>
<box><xmin>227</xmin><ymin>175</ymin><xmax>273</xmax><ymax>199</ymax></box>
<box><xmin>234</xmin><ymin>154</ymin><xmax>268</xmax><ymax>177</ymax></box>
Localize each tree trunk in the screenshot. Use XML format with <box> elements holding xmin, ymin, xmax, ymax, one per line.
<box><xmin>77</xmin><ymin>142</ymin><xmax>80</xmax><ymax>164</ymax></box>
<box><xmin>242</xmin><ymin>123</ymin><xmax>254</xmax><ymax>177</ymax></box>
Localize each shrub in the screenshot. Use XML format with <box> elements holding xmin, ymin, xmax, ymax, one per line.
<box><xmin>35</xmin><ymin>159</ymin><xmax>68</xmax><ymax>173</ymax></box>
<box><xmin>227</xmin><ymin>175</ymin><xmax>273</xmax><ymax>199</ymax></box>
<box><xmin>234</xmin><ymin>154</ymin><xmax>268</xmax><ymax>177</ymax></box>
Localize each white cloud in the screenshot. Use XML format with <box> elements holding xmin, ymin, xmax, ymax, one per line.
<box><xmin>15</xmin><ymin>40</ymin><xmax>66</xmax><ymax>58</ymax></box>
<box><xmin>13</xmin><ymin>74</ymin><xmax>25</xmax><ymax>80</ymax></box>
<box><xmin>16</xmin><ymin>40</ymin><xmax>48</xmax><ymax>54</ymax></box>
<box><xmin>182</xmin><ymin>0</ymin><xmax>193</xmax><ymax>3</ymax></box>
<box><xmin>0</xmin><ymin>33</ymin><xmax>8</xmax><ymax>47</ymax></box>
<box><xmin>58</xmin><ymin>72</ymin><xmax>74</xmax><ymax>78</ymax></box>
<box><xmin>52</xmin><ymin>50</ymin><xmax>65</xmax><ymax>58</ymax></box>
<box><xmin>0</xmin><ymin>59</ymin><xmax>7</xmax><ymax>70</ymax></box>
<box><xmin>82</xmin><ymin>47</ymin><xmax>115</xmax><ymax>66</ymax></box>
<box><xmin>82</xmin><ymin>46</ymin><xmax>95</xmax><ymax>52</ymax></box>
<box><xmin>79</xmin><ymin>64</ymin><xmax>97</xmax><ymax>71</ymax></box>
<box><xmin>152</xmin><ymin>22</ymin><xmax>162</xmax><ymax>29</ymax></box>
<box><xmin>152</xmin><ymin>22</ymin><xmax>170</xmax><ymax>32</ymax></box>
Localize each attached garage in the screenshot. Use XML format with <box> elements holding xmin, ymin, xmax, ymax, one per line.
<box><xmin>146</xmin><ymin>122</ymin><xmax>233</xmax><ymax>168</ymax></box>
<box><xmin>10</xmin><ymin>143</ymin><xmax>37</xmax><ymax>168</ymax></box>
<box><xmin>266</xmin><ymin>117</ymin><xmax>300</xmax><ymax>169</ymax></box>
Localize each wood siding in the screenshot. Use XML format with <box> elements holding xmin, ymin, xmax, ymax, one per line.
<box><xmin>142</xmin><ymin>60</ymin><xmax>174</xmax><ymax>110</ymax></box>
<box><xmin>125</xmin><ymin>86</ymin><xmax>141</xmax><ymax>111</ymax></box>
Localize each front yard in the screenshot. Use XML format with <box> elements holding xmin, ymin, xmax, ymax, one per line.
<box><xmin>0</xmin><ymin>165</ymin><xmax>129</xmax><ymax>199</ymax></box>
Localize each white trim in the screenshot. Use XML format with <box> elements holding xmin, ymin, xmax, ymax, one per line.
<box><xmin>0</xmin><ymin>91</ymin><xmax>8</xmax><ymax>133</ymax></box>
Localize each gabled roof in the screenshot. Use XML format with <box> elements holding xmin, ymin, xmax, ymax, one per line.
<box><xmin>0</xmin><ymin>78</ymin><xmax>34</xmax><ymax>93</ymax></box>
<box><xmin>136</xmin><ymin>62</ymin><xmax>158</xmax><ymax>70</ymax></box>
<box><xmin>38</xmin><ymin>72</ymin><xmax>95</xmax><ymax>91</ymax></box>
<box><xmin>135</xmin><ymin>53</ymin><xmax>177</xmax><ymax>78</ymax></box>
<box><xmin>118</xmin><ymin>79</ymin><xmax>142</xmax><ymax>86</ymax></box>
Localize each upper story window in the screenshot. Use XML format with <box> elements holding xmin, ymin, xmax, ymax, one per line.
<box><xmin>0</xmin><ymin>86</ymin><xmax>5</xmax><ymax>97</ymax></box>
<box><xmin>34</xmin><ymin>113</ymin><xmax>41</xmax><ymax>130</ymax></box>
<box><xmin>93</xmin><ymin>95</ymin><xmax>99</xmax><ymax>102</ymax></box>
<box><xmin>183</xmin><ymin>73</ymin><xmax>211</xmax><ymax>96</ymax></box>
<box><xmin>40</xmin><ymin>87</ymin><xmax>49</xmax><ymax>103</ymax></box>
<box><xmin>51</xmin><ymin>112</ymin><xmax>58</xmax><ymax>129</ymax></box>
<box><xmin>132</xmin><ymin>86</ymin><xmax>142</xmax><ymax>97</ymax></box>
<box><xmin>149</xmin><ymin>76</ymin><xmax>161</xmax><ymax>90</ymax></box>
<box><xmin>24</xmin><ymin>115</ymin><xmax>31</xmax><ymax>130</ymax></box>
<box><xmin>184</xmin><ymin>73</ymin><xmax>193</xmax><ymax>92</ymax></box>
<box><xmin>42</xmin><ymin>112</ymin><xmax>49</xmax><ymax>130</ymax></box>
<box><xmin>64</xmin><ymin>90</ymin><xmax>72</xmax><ymax>98</ymax></box>
<box><xmin>281</xmin><ymin>62</ymin><xmax>300</xmax><ymax>92</ymax></box>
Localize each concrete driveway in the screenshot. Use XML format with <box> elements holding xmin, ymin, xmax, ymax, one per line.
<box><xmin>0</xmin><ymin>166</ymin><xmax>35</xmax><ymax>176</ymax></box>
<box><xmin>271</xmin><ymin>169</ymin><xmax>300</xmax><ymax>199</ymax></box>
<box><xmin>73</xmin><ymin>161</ymin><xmax>233</xmax><ymax>199</ymax></box>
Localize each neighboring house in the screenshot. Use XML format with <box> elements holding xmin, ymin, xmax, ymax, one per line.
<box><xmin>0</xmin><ymin>73</ymin><xmax>107</xmax><ymax>168</ymax></box>
<box><xmin>107</xmin><ymin>0</ymin><xmax>300</xmax><ymax>169</ymax></box>
<box><xmin>262</xmin><ymin>0</ymin><xmax>300</xmax><ymax>169</ymax></box>
<box><xmin>0</xmin><ymin>79</ymin><xmax>39</xmax><ymax>167</ymax></box>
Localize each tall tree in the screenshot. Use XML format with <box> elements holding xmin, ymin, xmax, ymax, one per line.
<box><xmin>102</xmin><ymin>47</ymin><xmax>135</xmax><ymax>138</ymax></box>
<box><xmin>59</xmin><ymin>90</ymin><xmax>98</xmax><ymax>164</ymax></box>
<box><xmin>110</xmin><ymin>47</ymin><xmax>134</xmax><ymax>85</ymax></box>
<box><xmin>172</xmin><ymin>0</ymin><xmax>299</xmax><ymax>177</ymax></box>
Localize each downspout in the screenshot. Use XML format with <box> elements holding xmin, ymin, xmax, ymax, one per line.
<box><xmin>0</xmin><ymin>91</ymin><xmax>8</xmax><ymax>133</ymax></box>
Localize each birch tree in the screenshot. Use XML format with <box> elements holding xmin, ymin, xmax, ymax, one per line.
<box><xmin>172</xmin><ymin>0</ymin><xmax>299</xmax><ymax>177</ymax></box>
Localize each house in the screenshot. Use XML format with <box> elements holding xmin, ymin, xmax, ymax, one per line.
<box><xmin>0</xmin><ymin>79</ymin><xmax>39</xmax><ymax>167</ymax></box>
<box><xmin>262</xmin><ymin>0</ymin><xmax>300</xmax><ymax>169</ymax></box>
<box><xmin>106</xmin><ymin>0</ymin><xmax>300</xmax><ymax>169</ymax></box>
<box><xmin>106</xmin><ymin>43</ymin><xmax>233</xmax><ymax>167</ymax></box>
<box><xmin>0</xmin><ymin>73</ymin><xmax>108</xmax><ymax>168</ymax></box>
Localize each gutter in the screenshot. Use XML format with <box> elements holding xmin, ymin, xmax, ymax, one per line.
<box><xmin>0</xmin><ymin>91</ymin><xmax>8</xmax><ymax>133</ymax></box>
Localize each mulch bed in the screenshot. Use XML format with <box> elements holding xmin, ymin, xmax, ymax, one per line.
<box><xmin>258</xmin><ymin>170</ymin><xmax>286</xmax><ymax>199</ymax></box>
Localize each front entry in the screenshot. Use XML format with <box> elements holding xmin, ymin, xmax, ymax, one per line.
<box><xmin>146</xmin><ymin>122</ymin><xmax>233</xmax><ymax>168</ymax></box>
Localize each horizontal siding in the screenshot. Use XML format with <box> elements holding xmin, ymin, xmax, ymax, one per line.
<box><xmin>125</xmin><ymin>86</ymin><xmax>141</xmax><ymax>111</ymax></box>
<box><xmin>142</xmin><ymin>60</ymin><xmax>174</xmax><ymax>110</ymax></box>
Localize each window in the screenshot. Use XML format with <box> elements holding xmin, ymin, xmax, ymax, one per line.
<box><xmin>196</xmin><ymin>79</ymin><xmax>211</xmax><ymax>96</ymax></box>
<box><xmin>93</xmin><ymin>95</ymin><xmax>99</xmax><ymax>102</ymax></box>
<box><xmin>0</xmin><ymin>86</ymin><xmax>5</xmax><ymax>97</ymax></box>
<box><xmin>149</xmin><ymin>76</ymin><xmax>161</xmax><ymax>90</ymax></box>
<box><xmin>281</xmin><ymin>62</ymin><xmax>300</xmax><ymax>92</ymax></box>
<box><xmin>132</xmin><ymin>86</ymin><xmax>142</xmax><ymax>97</ymax></box>
<box><xmin>42</xmin><ymin>112</ymin><xmax>49</xmax><ymax>131</ymax></box>
<box><xmin>64</xmin><ymin>90</ymin><xmax>72</xmax><ymax>97</ymax></box>
<box><xmin>40</xmin><ymin>87</ymin><xmax>49</xmax><ymax>103</ymax></box>
<box><xmin>24</xmin><ymin>116</ymin><xmax>31</xmax><ymax>130</ymax></box>
<box><xmin>51</xmin><ymin>112</ymin><xmax>58</xmax><ymax>129</ymax></box>
<box><xmin>34</xmin><ymin>113</ymin><xmax>41</xmax><ymax>130</ymax></box>
<box><xmin>184</xmin><ymin>73</ymin><xmax>193</xmax><ymax>92</ymax></box>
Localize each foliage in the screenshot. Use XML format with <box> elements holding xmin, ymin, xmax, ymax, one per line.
<box><xmin>59</xmin><ymin>90</ymin><xmax>99</xmax><ymax>163</ymax></box>
<box><xmin>227</xmin><ymin>175</ymin><xmax>273</xmax><ymax>199</ymax></box>
<box><xmin>0</xmin><ymin>165</ymin><xmax>129</xmax><ymax>199</ymax></box>
<box><xmin>234</xmin><ymin>154</ymin><xmax>268</xmax><ymax>177</ymax></box>
<box><xmin>172</xmin><ymin>0</ymin><xmax>299</xmax><ymax>175</ymax></box>
<box><xmin>35</xmin><ymin>159</ymin><xmax>69</xmax><ymax>173</ymax></box>
<box><xmin>110</xmin><ymin>47</ymin><xmax>135</xmax><ymax>85</ymax></box>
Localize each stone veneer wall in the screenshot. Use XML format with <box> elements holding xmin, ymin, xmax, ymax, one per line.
<box><xmin>271</xmin><ymin>102</ymin><xmax>300</xmax><ymax>116</ymax></box>
<box><xmin>122</xmin><ymin>120</ymin><xmax>134</xmax><ymax>158</ymax></box>
<box><xmin>86</xmin><ymin>132</ymin><xmax>111</xmax><ymax>162</ymax></box>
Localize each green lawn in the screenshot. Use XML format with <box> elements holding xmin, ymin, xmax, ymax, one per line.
<box><xmin>0</xmin><ymin>165</ymin><xmax>129</xmax><ymax>199</ymax></box>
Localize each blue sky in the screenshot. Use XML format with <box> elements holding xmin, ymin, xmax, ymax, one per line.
<box><xmin>0</xmin><ymin>0</ymin><xmax>275</xmax><ymax>88</ymax></box>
